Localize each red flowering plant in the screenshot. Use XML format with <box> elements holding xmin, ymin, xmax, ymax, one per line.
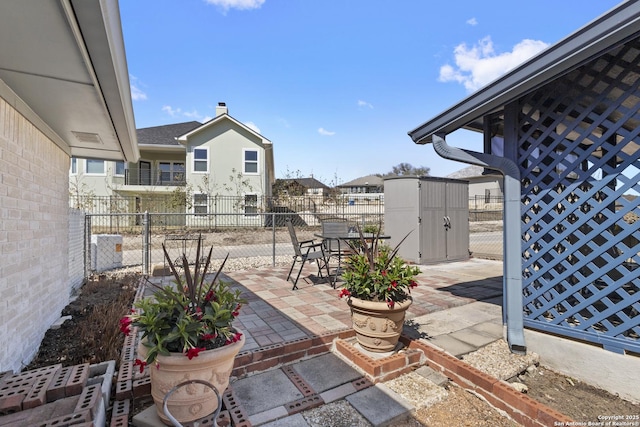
<box><xmin>120</xmin><ymin>236</ymin><xmax>246</xmax><ymax>369</ymax></box>
<box><xmin>339</xmin><ymin>225</ymin><xmax>420</xmax><ymax>308</ymax></box>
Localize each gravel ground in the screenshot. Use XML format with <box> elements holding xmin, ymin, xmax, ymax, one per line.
<box><xmin>462</xmin><ymin>340</ymin><xmax>540</xmax><ymax>381</ymax></box>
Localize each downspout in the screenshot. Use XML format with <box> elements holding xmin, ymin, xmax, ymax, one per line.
<box><xmin>432</xmin><ymin>133</ymin><xmax>526</xmax><ymax>354</ymax></box>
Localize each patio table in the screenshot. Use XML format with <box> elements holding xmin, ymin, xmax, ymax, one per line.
<box><xmin>313</xmin><ymin>232</ymin><xmax>391</xmax><ymax>286</ymax></box>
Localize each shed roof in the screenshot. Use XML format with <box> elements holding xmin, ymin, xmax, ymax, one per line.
<box><xmin>408</xmin><ymin>1</ymin><xmax>640</xmax><ymax>144</ymax></box>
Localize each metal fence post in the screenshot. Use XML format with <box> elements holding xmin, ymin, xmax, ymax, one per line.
<box><xmin>143</xmin><ymin>211</ymin><xmax>150</xmax><ymax>275</ymax></box>
<box><xmin>84</xmin><ymin>214</ymin><xmax>92</xmax><ymax>279</ymax></box>
<box><xmin>272</xmin><ymin>212</ymin><xmax>276</xmax><ymax>267</ymax></box>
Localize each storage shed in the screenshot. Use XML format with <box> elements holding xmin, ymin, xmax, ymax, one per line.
<box><xmin>384</xmin><ymin>176</ymin><xmax>469</xmax><ymax>264</ymax></box>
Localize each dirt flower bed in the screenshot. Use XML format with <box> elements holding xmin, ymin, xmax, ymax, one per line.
<box><xmin>25</xmin><ymin>273</ymin><xmax>138</xmax><ymax>370</ymax></box>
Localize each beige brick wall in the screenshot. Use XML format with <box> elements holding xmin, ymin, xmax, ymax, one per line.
<box><xmin>0</xmin><ymin>93</ymin><xmax>71</xmax><ymax>373</ymax></box>
<box><xmin>68</xmin><ymin>208</ymin><xmax>86</xmax><ymax>291</ymax></box>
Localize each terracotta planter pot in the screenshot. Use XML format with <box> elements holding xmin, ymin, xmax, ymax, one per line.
<box><xmin>347</xmin><ymin>297</ymin><xmax>412</xmax><ymax>352</ymax></box>
<box><xmin>138</xmin><ymin>331</ymin><xmax>245</xmax><ymax>425</ymax></box>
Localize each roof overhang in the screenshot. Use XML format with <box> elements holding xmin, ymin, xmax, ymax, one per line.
<box><xmin>408</xmin><ymin>1</ymin><xmax>640</xmax><ymax>144</ymax></box>
<box><xmin>0</xmin><ymin>0</ymin><xmax>138</xmax><ymax>162</ymax></box>
<box><xmin>176</xmin><ymin>114</ymin><xmax>273</xmax><ymax>146</ymax></box>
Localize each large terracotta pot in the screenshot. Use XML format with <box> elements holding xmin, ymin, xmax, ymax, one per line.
<box><xmin>138</xmin><ymin>331</ymin><xmax>245</xmax><ymax>425</ymax></box>
<box><xmin>347</xmin><ymin>297</ymin><xmax>412</xmax><ymax>352</ymax></box>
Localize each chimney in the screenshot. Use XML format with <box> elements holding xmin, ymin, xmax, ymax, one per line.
<box><xmin>216</xmin><ymin>102</ymin><xmax>228</xmax><ymax>117</ymax></box>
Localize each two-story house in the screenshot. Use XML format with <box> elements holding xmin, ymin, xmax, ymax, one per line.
<box><xmin>70</xmin><ymin>103</ymin><xmax>275</xmax><ymax>225</ymax></box>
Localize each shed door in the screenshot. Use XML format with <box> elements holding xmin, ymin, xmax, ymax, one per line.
<box><xmin>419</xmin><ymin>180</ymin><xmax>447</xmax><ymax>263</ymax></box>
<box><xmin>445</xmin><ymin>180</ymin><xmax>470</xmax><ymax>261</ymax></box>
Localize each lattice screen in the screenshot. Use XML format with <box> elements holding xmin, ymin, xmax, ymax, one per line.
<box><xmin>519</xmin><ymin>41</ymin><xmax>640</xmax><ymax>354</ymax></box>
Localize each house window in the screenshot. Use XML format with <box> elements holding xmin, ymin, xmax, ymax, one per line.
<box><xmin>159</xmin><ymin>162</ymin><xmax>185</xmax><ymax>184</ymax></box>
<box><xmin>114</xmin><ymin>161</ymin><xmax>125</xmax><ymax>176</ymax></box>
<box><xmin>85</xmin><ymin>159</ymin><xmax>105</xmax><ymax>175</ymax></box>
<box><xmin>193</xmin><ymin>194</ymin><xmax>208</xmax><ymax>215</ymax></box>
<box><xmin>70</xmin><ymin>157</ymin><xmax>77</xmax><ymax>175</ymax></box>
<box><xmin>244</xmin><ymin>194</ymin><xmax>258</xmax><ymax>216</ymax></box>
<box><xmin>193</xmin><ymin>148</ymin><xmax>209</xmax><ymax>173</ymax></box>
<box><xmin>243</xmin><ymin>149</ymin><xmax>258</xmax><ymax>174</ymax></box>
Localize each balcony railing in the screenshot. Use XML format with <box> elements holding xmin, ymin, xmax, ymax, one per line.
<box><xmin>124</xmin><ymin>167</ymin><xmax>186</xmax><ymax>187</ymax></box>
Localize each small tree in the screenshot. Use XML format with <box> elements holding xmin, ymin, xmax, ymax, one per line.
<box><xmin>381</xmin><ymin>163</ymin><xmax>430</xmax><ymax>177</ymax></box>
<box><xmin>223</xmin><ymin>168</ymin><xmax>255</xmax><ymax>213</ymax></box>
<box><xmin>69</xmin><ymin>175</ymin><xmax>96</xmax><ymax>211</ymax></box>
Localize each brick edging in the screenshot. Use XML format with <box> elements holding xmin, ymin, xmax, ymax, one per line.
<box><xmin>399</xmin><ymin>336</ymin><xmax>574</xmax><ymax>427</ymax></box>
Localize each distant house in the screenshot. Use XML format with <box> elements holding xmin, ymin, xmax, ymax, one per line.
<box><xmin>70</xmin><ymin>103</ymin><xmax>275</xmax><ymax>222</ymax></box>
<box><xmin>0</xmin><ymin>1</ymin><xmax>138</xmax><ymax>372</ymax></box>
<box><xmin>337</xmin><ymin>175</ymin><xmax>384</xmax><ymax>199</ymax></box>
<box><xmin>446</xmin><ymin>165</ymin><xmax>503</xmax><ymax>205</ymax></box>
<box><xmin>273</xmin><ymin>177</ymin><xmax>330</xmax><ymax>198</ymax></box>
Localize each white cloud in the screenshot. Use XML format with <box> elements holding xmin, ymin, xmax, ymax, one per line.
<box><xmin>466</xmin><ymin>17</ymin><xmax>478</xmax><ymax>26</ymax></box>
<box><xmin>183</xmin><ymin>110</ymin><xmax>201</xmax><ymax>118</ymax></box>
<box><xmin>162</xmin><ymin>105</ymin><xmax>181</xmax><ymax>116</ymax></box>
<box><xmin>131</xmin><ymin>85</ymin><xmax>147</xmax><ymax>101</ymax></box>
<box><xmin>244</xmin><ymin>121</ymin><xmax>261</xmax><ymax>133</ymax></box>
<box><xmin>129</xmin><ymin>75</ymin><xmax>147</xmax><ymax>101</ymax></box>
<box><xmin>357</xmin><ymin>100</ymin><xmax>373</xmax><ymax>109</ymax></box>
<box><xmin>439</xmin><ymin>36</ymin><xmax>549</xmax><ymax>92</ymax></box>
<box><xmin>204</xmin><ymin>0</ymin><xmax>265</xmax><ymax>12</ymax></box>
<box><xmin>201</xmin><ymin>116</ymin><xmax>213</xmax><ymax>123</ymax></box>
<box><xmin>318</xmin><ymin>128</ymin><xmax>335</xmax><ymax>136</ymax></box>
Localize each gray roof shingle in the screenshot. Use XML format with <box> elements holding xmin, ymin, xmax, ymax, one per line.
<box><xmin>337</xmin><ymin>175</ymin><xmax>384</xmax><ymax>187</ymax></box>
<box><xmin>137</xmin><ymin>121</ymin><xmax>202</xmax><ymax>146</ymax></box>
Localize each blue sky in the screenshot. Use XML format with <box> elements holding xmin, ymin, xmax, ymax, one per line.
<box><xmin>119</xmin><ymin>0</ymin><xmax>622</xmax><ymax>185</ymax></box>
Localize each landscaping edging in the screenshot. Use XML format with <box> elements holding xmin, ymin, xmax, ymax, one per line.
<box><xmin>399</xmin><ymin>336</ymin><xmax>575</xmax><ymax>427</ymax></box>
<box><xmin>109</xmin><ymin>277</ymin><xmax>576</xmax><ymax>427</ymax></box>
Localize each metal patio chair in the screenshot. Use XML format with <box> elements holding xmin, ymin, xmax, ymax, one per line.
<box><xmin>286</xmin><ymin>219</ymin><xmax>330</xmax><ymax>290</ymax></box>
<box><xmin>320</xmin><ymin>218</ymin><xmax>354</xmax><ymax>285</ymax></box>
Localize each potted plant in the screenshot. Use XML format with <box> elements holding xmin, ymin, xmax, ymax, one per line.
<box><xmin>339</xmin><ymin>226</ymin><xmax>420</xmax><ymax>352</ymax></box>
<box><xmin>120</xmin><ymin>237</ymin><xmax>246</xmax><ymax>425</ymax></box>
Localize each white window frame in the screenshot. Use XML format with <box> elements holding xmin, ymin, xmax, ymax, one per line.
<box><xmin>193</xmin><ymin>147</ymin><xmax>209</xmax><ymax>174</ymax></box>
<box><xmin>243</xmin><ymin>149</ymin><xmax>259</xmax><ymax>175</ymax></box>
<box><xmin>159</xmin><ymin>161</ymin><xmax>185</xmax><ymax>184</ymax></box>
<box><xmin>85</xmin><ymin>159</ymin><xmax>106</xmax><ymax>175</ymax></box>
<box><xmin>243</xmin><ymin>193</ymin><xmax>259</xmax><ymax>216</ymax></box>
<box><xmin>114</xmin><ymin>161</ymin><xmax>125</xmax><ymax>177</ymax></box>
<box><xmin>193</xmin><ymin>193</ymin><xmax>208</xmax><ymax>216</ymax></box>
<box><xmin>70</xmin><ymin>157</ymin><xmax>77</xmax><ymax>175</ymax></box>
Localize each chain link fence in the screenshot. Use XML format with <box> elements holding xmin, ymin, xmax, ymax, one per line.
<box><xmin>79</xmin><ymin>195</ymin><xmax>504</xmax><ymax>278</ymax></box>
<box><xmin>83</xmin><ymin>211</ymin><xmax>385</xmax><ymax>276</ymax></box>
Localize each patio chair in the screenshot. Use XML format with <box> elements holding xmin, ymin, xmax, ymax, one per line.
<box><xmin>320</xmin><ymin>218</ymin><xmax>353</xmax><ymax>286</ymax></box>
<box><xmin>286</xmin><ymin>219</ymin><xmax>330</xmax><ymax>290</ymax></box>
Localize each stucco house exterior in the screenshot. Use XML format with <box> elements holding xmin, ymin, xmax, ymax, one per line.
<box><xmin>70</xmin><ymin>103</ymin><xmax>275</xmax><ymax>225</ymax></box>
<box><xmin>0</xmin><ymin>1</ymin><xmax>138</xmax><ymax>373</ymax></box>
<box><xmin>409</xmin><ymin>1</ymin><xmax>640</xmax><ymax>402</ymax></box>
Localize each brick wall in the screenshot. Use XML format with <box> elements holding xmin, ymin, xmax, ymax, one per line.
<box><xmin>68</xmin><ymin>209</ymin><xmax>86</xmax><ymax>292</ymax></box>
<box><xmin>0</xmin><ymin>91</ymin><xmax>71</xmax><ymax>373</ymax></box>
